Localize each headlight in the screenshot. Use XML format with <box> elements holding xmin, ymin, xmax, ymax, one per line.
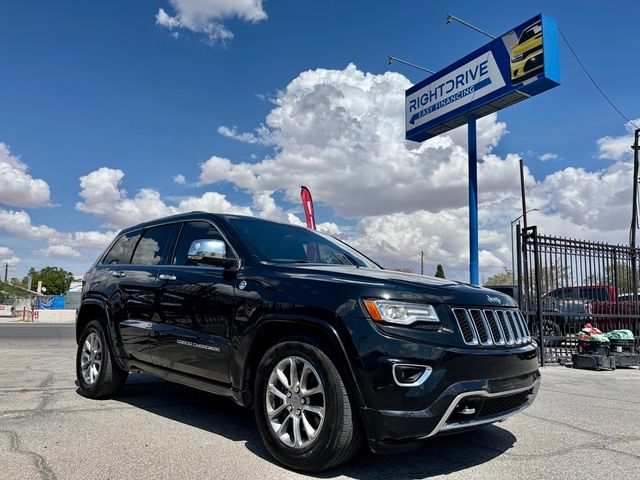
<box><xmin>362</xmin><ymin>299</ymin><xmax>440</xmax><ymax>326</ymax></box>
<box><xmin>511</xmin><ymin>53</ymin><xmax>523</xmax><ymax>62</ymax></box>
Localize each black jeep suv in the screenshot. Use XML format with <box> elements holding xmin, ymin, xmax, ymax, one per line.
<box><xmin>76</xmin><ymin>212</ymin><xmax>540</xmax><ymax>471</ymax></box>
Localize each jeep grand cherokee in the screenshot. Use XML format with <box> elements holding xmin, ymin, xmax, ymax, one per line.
<box><xmin>75</xmin><ymin>212</ymin><xmax>540</xmax><ymax>471</ymax></box>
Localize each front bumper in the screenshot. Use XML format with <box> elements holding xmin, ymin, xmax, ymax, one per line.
<box><xmin>341</xmin><ymin>315</ymin><xmax>540</xmax><ymax>453</ymax></box>
<box><xmin>364</xmin><ymin>371</ymin><xmax>540</xmax><ymax>453</ymax></box>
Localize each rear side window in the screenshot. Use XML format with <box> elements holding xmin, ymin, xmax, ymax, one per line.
<box><xmin>173</xmin><ymin>221</ymin><xmax>234</xmax><ymax>266</ymax></box>
<box><xmin>131</xmin><ymin>223</ymin><xmax>180</xmax><ymax>265</ymax></box>
<box><xmin>102</xmin><ymin>231</ymin><xmax>140</xmax><ymax>265</ymax></box>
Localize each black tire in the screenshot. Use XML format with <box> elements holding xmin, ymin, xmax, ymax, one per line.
<box><xmin>254</xmin><ymin>339</ymin><xmax>362</xmax><ymax>471</ymax></box>
<box><xmin>76</xmin><ymin>320</ymin><xmax>128</xmax><ymax>399</ymax></box>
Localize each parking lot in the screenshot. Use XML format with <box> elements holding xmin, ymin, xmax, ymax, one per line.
<box><xmin>1</xmin><ymin>323</ymin><xmax>639</xmax><ymax>480</ymax></box>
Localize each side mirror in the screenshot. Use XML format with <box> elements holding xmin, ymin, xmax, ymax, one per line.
<box><xmin>187</xmin><ymin>239</ymin><xmax>235</xmax><ymax>267</ymax></box>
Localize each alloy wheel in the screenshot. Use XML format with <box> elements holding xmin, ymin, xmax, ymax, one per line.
<box><xmin>80</xmin><ymin>331</ymin><xmax>103</xmax><ymax>385</ymax></box>
<box><xmin>265</xmin><ymin>356</ymin><xmax>326</xmax><ymax>449</ymax></box>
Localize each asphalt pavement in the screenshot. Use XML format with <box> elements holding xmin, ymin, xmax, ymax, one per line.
<box><xmin>1</xmin><ymin>324</ymin><xmax>639</xmax><ymax>480</ymax></box>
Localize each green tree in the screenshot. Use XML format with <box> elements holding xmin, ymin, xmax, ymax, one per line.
<box><xmin>589</xmin><ymin>261</ymin><xmax>639</xmax><ymax>294</ymax></box>
<box><xmin>525</xmin><ymin>264</ymin><xmax>571</xmax><ymax>295</ymax></box>
<box><xmin>22</xmin><ymin>266</ymin><xmax>74</xmax><ymax>295</ymax></box>
<box><xmin>435</xmin><ymin>264</ymin><xmax>445</xmax><ymax>278</ymax></box>
<box><xmin>484</xmin><ymin>268</ymin><xmax>514</xmax><ymax>286</ymax></box>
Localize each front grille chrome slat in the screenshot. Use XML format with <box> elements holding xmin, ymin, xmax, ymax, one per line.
<box><xmin>484</xmin><ymin>310</ymin><xmax>506</xmax><ymax>345</ymax></box>
<box><xmin>469</xmin><ymin>309</ymin><xmax>492</xmax><ymax>346</ymax></box>
<box><xmin>508</xmin><ymin>311</ymin><xmax>523</xmax><ymax>345</ymax></box>
<box><xmin>452</xmin><ymin>309</ymin><xmax>478</xmax><ymax>345</ymax></box>
<box><xmin>452</xmin><ymin>307</ymin><xmax>530</xmax><ymax>347</ymax></box>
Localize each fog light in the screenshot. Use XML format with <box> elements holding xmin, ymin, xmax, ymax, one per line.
<box><xmin>392</xmin><ymin>364</ymin><xmax>432</xmax><ymax>387</ymax></box>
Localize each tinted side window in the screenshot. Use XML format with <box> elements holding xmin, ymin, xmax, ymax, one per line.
<box><xmin>174</xmin><ymin>221</ymin><xmax>234</xmax><ymax>266</ymax></box>
<box><xmin>519</xmin><ymin>22</ymin><xmax>541</xmax><ymax>44</ymax></box>
<box><xmin>102</xmin><ymin>231</ymin><xmax>140</xmax><ymax>265</ymax></box>
<box><xmin>131</xmin><ymin>223</ymin><xmax>180</xmax><ymax>265</ymax></box>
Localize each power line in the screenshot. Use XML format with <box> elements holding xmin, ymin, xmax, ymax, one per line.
<box><xmin>559</xmin><ymin>28</ymin><xmax>638</xmax><ymax>129</ymax></box>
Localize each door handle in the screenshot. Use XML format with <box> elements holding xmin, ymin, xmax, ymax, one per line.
<box><xmin>111</xmin><ymin>271</ymin><xmax>126</xmax><ymax>278</ymax></box>
<box><xmin>158</xmin><ymin>273</ymin><xmax>177</xmax><ymax>281</ymax></box>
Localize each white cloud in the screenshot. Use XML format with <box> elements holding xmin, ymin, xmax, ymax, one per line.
<box><xmin>0</xmin><ymin>208</ymin><xmax>59</xmax><ymax>240</ymax></box>
<box><xmin>203</xmin><ymin>64</ymin><xmax>514</xmax><ymax>218</ymax></box>
<box><xmin>0</xmin><ymin>246</ymin><xmax>20</xmax><ymax>268</ymax></box>
<box><xmin>539</xmin><ymin>152</ymin><xmax>558</xmax><ymax>162</ymax></box>
<box><xmin>155</xmin><ymin>0</ymin><xmax>267</xmax><ymax>44</ymax></box>
<box><xmin>597</xmin><ymin>119</ymin><xmax>640</xmax><ymax>161</ymax></box>
<box><xmin>34</xmin><ymin>244</ymin><xmax>82</xmax><ymax>258</ymax></box>
<box><xmin>192</xmin><ymin>65</ymin><xmax>637</xmax><ymax>280</ymax></box>
<box><xmin>0</xmin><ymin>207</ymin><xmax>115</xmax><ymax>251</ymax></box>
<box><xmin>173</xmin><ymin>174</ymin><xmax>187</xmax><ymax>185</ymax></box>
<box><xmin>252</xmin><ymin>191</ymin><xmax>288</xmax><ymax>222</ymax></box>
<box><xmin>0</xmin><ymin>249</ymin><xmax>20</xmax><ymax>267</ymax></box>
<box><xmin>156</xmin><ymin>8</ymin><xmax>181</xmax><ymax>29</ymax></box>
<box><xmin>531</xmin><ymin>162</ymin><xmax>632</xmax><ymax>231</ymax></box>
<box><xmin>68</xmin><ymin>231</ymin><xmax>117</xmax><ymax>249</ymax></box>
<box><xmin>75</xmin><ymin>167</ymin><xmax>253</xmax><ymax>229</ymax></box>
<box><xmin>177</xmin><ymin>191</ymin><xmax>253</xmax><ymax>216</ymax></box>
<box><xmin>198</xmin><ymin>156</ymin><xmax>233</xmax><ymax>185</ymax></box>
<box><xmin>217</xmin><ymin>126</ymin><xmax>268</xmax><ymax>145</ymax></box>
<box><xmin>5</xmin><ymin>64</ymin><xmax>631</xmax><ymax>283</ymax></box>
<box><xmin>0</xmin><ymin>143</ymin><xmax>51</xmax><ymax>208</ymax></box>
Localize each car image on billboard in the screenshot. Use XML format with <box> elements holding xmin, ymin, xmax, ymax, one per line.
<box><xmin>510</xmin><ymin>19</ymin><xmax>544</xmax><ymax>84</ymax></box>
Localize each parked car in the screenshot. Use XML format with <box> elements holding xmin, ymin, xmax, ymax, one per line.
<box><xmin>590</xmin><ymin>287</ymin><xmax>640</xmax><ymax>330</ymax></box>
<box><xmin>540</xmin><ymin>286</ymin><xmax>596</xmax><ymax>334</ymax></box>
<box><xmin>617</xmin><ymin>293</ymin><xmax>640</xmax><ymax>302</ymax></box>
<box><xmin>539</xmin><ymin>285</ymin><xmax>640</xmax><ymax>336</ymax></box>
<box><xmin>0</xmin><ymin>299</ymin><xmax>16</xmax><ymax>317</ymax></box>
<box><xmin>75</xmin><ymin>212</ymin><xmax>540</xmax><ymax>471</ymax></box>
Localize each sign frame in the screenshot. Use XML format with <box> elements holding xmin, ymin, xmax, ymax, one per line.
<box><xmin>405</xmin><ymin>14</ymin><xmax>560</xmax><ymax>143</ymax></box>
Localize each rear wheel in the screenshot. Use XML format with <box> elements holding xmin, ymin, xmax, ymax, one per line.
<box><xmin>76</xmin><ymin>320</ymin><xmax>128</xmax><ymax>398</ymax></box>
<box><xmin>254</xmin><ymin>340</ymin><xmax>362</xmax><ymax>471</ymax></box>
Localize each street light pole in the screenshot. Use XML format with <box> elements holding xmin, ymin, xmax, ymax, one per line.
<box><xmin>631</xmin><ymin>128</ymin><xmax>640</xmax><ymax>300</ymax></box>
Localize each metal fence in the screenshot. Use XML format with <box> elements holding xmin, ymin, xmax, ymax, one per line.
<box><xmin>517</xmin><ymin>225</ymin><xmax>640</xmax><ymax>364</ymax></box>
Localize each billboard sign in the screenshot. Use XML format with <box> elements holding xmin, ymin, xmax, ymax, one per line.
<box><xmin>406</xmin><ymin>14</ymin><xmax>560</xmax><ymax>142</ymax></box>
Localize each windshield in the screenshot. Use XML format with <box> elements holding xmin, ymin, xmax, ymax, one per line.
<box><xmin>227</xmin><ymin>218</ymin><xmax>380</xmax><ymax>268</ymax></box>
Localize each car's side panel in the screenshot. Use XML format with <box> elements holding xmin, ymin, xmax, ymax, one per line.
<box><xmin>111</xmin><ymin>264</ymin><xmax>159</xmax><ymax>364</ymax></box>
<box><xmin>150</xmin><ymin>265</ymin><xmax>234</xmax><ymax>383</ymax></box>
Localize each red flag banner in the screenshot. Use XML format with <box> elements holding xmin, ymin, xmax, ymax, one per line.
<box><xmin>300</xmin><ymin>186</ymin><xmax>316</xmax><ymax>230</ymax></box>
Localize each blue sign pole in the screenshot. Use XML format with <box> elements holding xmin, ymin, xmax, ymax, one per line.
<box><xmin>468</xmin><ymin>115</ymin><xmax>479</xmax><ymax>285</ymax></box>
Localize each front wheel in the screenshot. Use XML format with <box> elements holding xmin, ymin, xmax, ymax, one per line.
<box><xmin>76</xmin><ymin>320</ymin><xmax>128</xmax><ymax>399</ymax></box>
<box><xmin>254</xmin><ymin>340</ymin><xmax>362</xmax><ymax>471</ymax></box>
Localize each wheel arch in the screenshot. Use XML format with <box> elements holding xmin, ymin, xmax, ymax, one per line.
<box><xmin>76</xmin><ymin>299</ymin><xmax>128</xmax><ymax>371</ymax></box>
<box><xmin>239</xmin><ymin>317</ymin><xmax>365</xmax><ymax>414</ymax></box>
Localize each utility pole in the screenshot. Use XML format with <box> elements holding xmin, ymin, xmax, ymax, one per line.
<box><xmin>420</xmin><ymin>251</ymin><xmax>424</xmax><ymax>275</ymax></box>
<box><xmin>631</xmin><ymin>128</ymin><xmax>640</xmax><ymax>300</ymax></box>
<box><xmin>3</xmin><ymin>263</ymin><xmax>7</xmax><ymax>283</ymax></box>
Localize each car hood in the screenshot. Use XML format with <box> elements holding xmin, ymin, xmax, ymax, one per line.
<box><xmin>273</xmin><ymin>264</ymin><xmax>518</xmax><ymax>308</ymax></box>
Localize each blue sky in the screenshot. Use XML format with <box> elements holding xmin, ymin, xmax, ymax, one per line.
<box><xmin>1</xmin><ymin>0</ymin><xmax>639</xmax><ymax>282</ymax></box>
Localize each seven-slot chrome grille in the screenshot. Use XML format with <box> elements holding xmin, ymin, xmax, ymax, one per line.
<box><xmin>451</xmin><ymin>308</ymin><xmax>531</xmax><ymax>346</ymax></box>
